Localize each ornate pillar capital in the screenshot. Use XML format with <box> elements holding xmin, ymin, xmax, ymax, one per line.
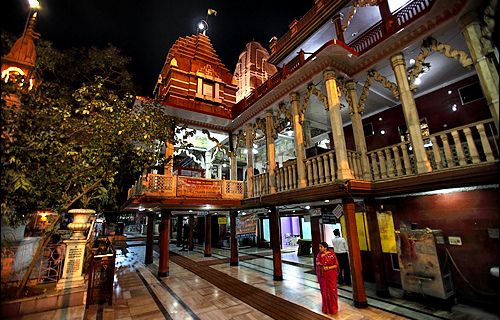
<box><xmin>323</xmin><ymin>69</ymin><xmax>336</xmax><ymax>81</ymax></box>
<box><xmin>345</xmin><ymin>80</ymin><xmax>357</xmax><ymax>91</ymax></box>
<box><xmin>289</xmin><ymin>92</ymin><xmax>300</xmax><ymax>102</ymax></box>
<box><xmin>390</xmin><ymin>52</ymin><xmax>406</xmax><ymax>68</ymax></box>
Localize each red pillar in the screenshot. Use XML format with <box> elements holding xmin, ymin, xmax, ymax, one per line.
<box><xmin>188</xmin><ymin>215</ymin><xmax>194</xmax><ymax>251</ymax></box>
<box><xmin>343</xmin><ymin>197</ymin><xmax>368</xmax><ymax>308</ymax></box>
<box><xmin>378</xmin><ymin>0</ymin><xmax>397</xmax><ymax>34</ymax></box>
<box><xmin>332</xmin><ymin>13</ymin><xmax>345</xmax><ymax>42</ymax></box>
<box><xmin>230</xmin><ymin>210</ymin><xmax>239</xmax><ymax>266</ymax></box>
<box><xmin>158</xmin><ymin>209</ymin><xmax>171</xmax><ymax>277</ymax></box>
<box><xmin>365</xmin><ymin>198</ymin><xmax>391</xmax><ymax>297</ymax></box>
<box><xmin>311</xmin><ymin>215</ymin><xmax>321</xmax><ymax>268</ymax></box>
<box><xmin>269</xmin><ymin>207</ymin><xmax>283</xmax><ymax>281</ymax></box>
<box><xmin>145</xmin><ymin>211</ymin><xmax>154</xmax><ymax>264</ymax></box>
<box><xmin>204</xmin><ymin>213</ymin><xmax>212</xmax><ymax>257</ymax></box>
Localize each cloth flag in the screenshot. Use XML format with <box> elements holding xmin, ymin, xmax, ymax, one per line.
<box><xmin>208</xmin><ymin>8</ymin><xmax>217</xmax><ymax>16</ymax></box>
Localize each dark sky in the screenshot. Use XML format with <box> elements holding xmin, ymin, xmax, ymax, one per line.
<box><xmin>3</xmin><ymin>0</ymin><xmax>312</xmax><ymax>96</ymax></box>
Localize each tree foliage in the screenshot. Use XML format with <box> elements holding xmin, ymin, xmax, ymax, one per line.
<box><xmin>1</xmin><ymin>41</ymin><xmax>176</xmax><ymax>226</ymax></box>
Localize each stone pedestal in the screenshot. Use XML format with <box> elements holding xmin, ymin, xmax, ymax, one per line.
<box><xmin>56</xmin><ymin>209</ymin><xmax>93</xmax><ymax>290</ymax></box>
<box><xmin>56</xmin><ymin>239</ymin><xmax>87</xmax><ymax>290</ymax></box>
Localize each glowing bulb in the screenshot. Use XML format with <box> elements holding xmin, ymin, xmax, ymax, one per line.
<box><xmin>414</xmin><ymin>77</ymin><xmax>421</xmax><ymax>85</ymax></box>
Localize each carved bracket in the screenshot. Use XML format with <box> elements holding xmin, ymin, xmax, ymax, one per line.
<box><xmin>481</xmin><ymin>0</ymin><xmax>497</xmax><ymax>56</ymax></box>
<box><xmin>368</xmin><ymin>69</ymin><xmax>400</xmax><ymax>99</ymax></box>
<box><xmin>358</xmin><ymin>77</ymin><xmax>372</xmax><ymax>114</ymax></box>
<box><xmin>201</xmin><ymin>129</ymin><xmax>232</xmax><ymax>157</ymax></box>
<box><xmin>423</xmin><ymin>37</ymin><xmax>473</xmax><ymax>68</ymax></box>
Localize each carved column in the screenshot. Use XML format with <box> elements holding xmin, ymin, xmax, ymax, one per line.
<box><xmin>229</xmin><ymin>133</ymin><xmax>237</xmax><ymax>180</ymax></box>
<box><xmin>265</xmin><ymin>111</ymin><xmax>277</xmax><ymax>194</ymax></box>
<box><xmin>204</xmin><ymin>213</ymin><xmax>212</xmax><ymax>257</ymax></box>
<box><xmin>346</xmin><ymin>81</ymin><xmax>371</xmax><ymax>180</ymax></box>
<box><xmin>145</xmin><ymin>211</ymin><xmax>154</xmax><ymax>264</ymax></box>
<box><xmin>158</xmin><ymin>209</ymin><xmax>171</xmax><ymax>277</ymax></box>
<box><xmin>343</xmin><ymin>198</ymin><xmax>368</xmax><ymax>308</ymax></box>
<box><xmin>390</xmin><ymin>53</ymin><xmax>432</xmax><ymax>174</ymax></box>
<box><xmin>165</xmin><ymin>140</ymin><xmax>174</xmax><ymax>176</ymax></box>
<box><xmin>290</xmin><ymin>92</ymin><xmax>307</xmax><ymax>188</ymax></box>
<box><xmin>324</xmin><ymin>69</ymin><xmax>353</xmax><ymax>180</ymax></box>
<box><xmin>230</xmin><ymin>210</ymin><xmax>239</xmax><ymax>266</ymax></box>
<box><xmin>269</xmin><ymin>206</ymin><xmax>283</xmax><ymax>280</ymax></box>
<box><xmin>245</xmin><ymin>124</ymin><xmax>254</xmax><ymax>197</ymax></box>
<box><xmin>459</xmin><ymin>12</ymin><xmax>499</xmax><ymax>132</ymax></box>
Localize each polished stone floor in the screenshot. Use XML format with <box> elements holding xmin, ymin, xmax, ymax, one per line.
<box><xmin>13</xmin><ymin>240</ymin><xmax>498</xmax><ymax>320</ymax></box>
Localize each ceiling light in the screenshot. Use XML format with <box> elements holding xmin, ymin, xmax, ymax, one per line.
<box><xmin>414</xmin><ymin>77</ymin><xmax>421</xmax><ymax>85</ymax></box>
<box><xmin>448</xmin><ymin>90</ymin><xmax>452</xmax><ymax>94</ymax></box>
<box><xmin>451</xmin><ymin>104</ymin><xmax>457</xmax><ymax>111</ymax></box>
<box><xmin>351</xmin><ymin>32</ymin><xmax>357</xmax><ymax>37</ymax></box>
<box><xmin>380</xmin><ymin>129</ymin><xmax>386</xmax><ymax>135</ymax></box>
<box><xmin>305</xmin><ymin>205</ymin><xmax>311</xmax><ymax>210</ymax></box>
<box><xmin>379</xmin><ymin>117</ymin><xmax>382</xmax><ymax>121</ymax></box>
<box><xmin>324</xmin><ymin>200</ymin><xmax>330</xmax><ymax>203</ymax></box>
<box><xmin>189</xmin><ymin>210</ymin><xmax>193</xmax><ymax>213</ymax></box>
<box><xmin>243</xmin><ymin>149</ymin><xmax>248</xmax><ymax>154</ymax></box>
<box><xmin>409</xmin><ymin>58</ymin><xmax>415</xmax><ymax>65</ymax></box>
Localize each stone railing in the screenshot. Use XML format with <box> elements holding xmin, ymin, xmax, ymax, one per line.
<box><xmin>277</xmin><ymin>160</ymin><xmax>299</xmax><ymax>192</ymax></box>
<box><xmin>127</xmin><ymin>174</ymin><xmax>244</xmax><ymax>200</ymax></box>
<box><xmin>305</xmin><ymin>150</ymin><xmax>337</xmax><ymax>186</ymax></box>
<box><xmin>252</xmin><ymin>172</ymin><xmax>269</xmax><ymax>197</ymax></box>
<box><xmin>366</xmin><ymin>119</ymin><xmax>499</xmax><ymax>181</ymax></box>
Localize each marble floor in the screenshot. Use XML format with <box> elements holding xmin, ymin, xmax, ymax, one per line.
<box><xmin>13</xmin><ymin>241</ymin><xmax>497</xmax><ymax>320</ymax></box>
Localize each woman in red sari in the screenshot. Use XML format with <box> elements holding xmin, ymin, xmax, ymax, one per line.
<box><xmin>316</xmin><ymin>241</ymin><xmax>339</xmax><ymax>315</ymax></box>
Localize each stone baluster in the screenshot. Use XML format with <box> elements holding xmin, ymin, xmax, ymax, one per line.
<box><xmin>463</xmin><ymin>128</ymin><xmax>480</xmax><ymax>164</ymax></box>
<box><xmin>370</xmin><ymin>153</ymin><xmax>379</xmax><ymax>180</ymax></box>
<box><xmin>385</xmin><ymin>149</ymin><xmax>394</xmax><ymax>177</ymax></box>
<box><xmin>401</xmin><ymin>143</ymin><xmax>412</xmax><ymax>174</ymax></box>
<box><xmin>476</xmin><ymin>123</ymin><xmax>494</xmax><ymax>162</ymax></box>
<box><xmin>318</xmin><ymin>156</ymin><xmax>325</xmax><ymax>184</ymax></box>
<box><xmin>306</xmin><ymin>159</ymin><xmax>313</xmax><ymax>186</ymax></box>
<box><xmin>323</xmin><ymin>154</ymin><xmax>331</xmax><ymax>183</ymax></box>
<box><xmin>441</xmin><ymin>134</ymin><xmax>455</xmax><ymax>167</ymax></box>
<box><xmin>377</xmin><ymin>150</ymin><xmax>387</xmax><ymax>179</ymax></box>
<box><xmin>284</xmin><ymin>166</ymin><xmax>289</xmax><ymax>191</ymax></box>
<box><xmin>392</xmin><ymin>146</ymin><xmax>403</xmax><ymax>175</ymax></box>
<box><xmin>451</xmin><ymin>131</ymin><xmax>467</xmax><ymax>166</ymax></box>
<box><xmin>328</xmin><ymin>152</ymin><xmax>336</xmax><ymax>180</ymax></box>
<box><xmin>312</xmin><ymin>158</ymin><xmax>319</xmax><ymax>185</ymax></box>
<box><xmin>430</xmin><ymin>137</ymin><xmax>443</xmax><ymax>169</ymax></box>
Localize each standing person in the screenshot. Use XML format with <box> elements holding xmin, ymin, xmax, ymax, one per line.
<box><xmin>316</xmin><ymin>241</ymin><xmax>339</xmax><ymax>315</ymax></box>
<box><xmin>332</xmin><ymin>229</ymin><xmax>351</xmax><ymax>285</ymax></box>
<box><xmin>181</xmin><ymin>221</ymin><xmax>190</xmax><ymax>250</ymax></box>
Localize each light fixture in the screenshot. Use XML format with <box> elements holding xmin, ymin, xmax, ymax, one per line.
<box><xmin>197</xmin><ymin>20</ymin><xmax>208</xmax><ymax>34</ymax></box>
<box><xmin>378</xmin><ymin>117</ymin><xmax>382</xmax><ymax>121</ymax></box>
<box><xmin>138</xmin><ymin>204</ymin><xmax>145</xmax><ymax>211</ymax></box>
<box><xmin>409</xmin><ymin>58</ymin><xmax>416</xmax><ymax>65</ymax></box>
<box><xmin>292</xmin><ymin>210</ymin><xmax>296</xmax><ymax>213</ymax></box>
<box><xmin>305</xmin><ymin>205</ymin><xmax>311</xmax><ymax>210</ymax></box>
<box><xmin>448</xmin><ymin>90</ymin><xmax>452</xmax><ymax>95</ymax></box>
<box><xmin>268</xmin><ymin>209</ymin><xmax>271</xmax><ymax>212</ymax></box>
<box><xmin>243</xmin><ymin>148</ymin><xmax>248</xmax><ymax>154</ymax></box>
<box><xmin>380</xmin><ymin>129</ymin><xmax>386</xmax><ymax>135</ymax></box>
<box><xmin>28</xmin><ymin>0</ymin><xmax>40</xmax><ymax>9</ymax></box>
<box><xmin>414</xmin><ymin>77</ymin><xmax>422</xmax><ymax>85</ymax></box>
<box><xmin>189</xmin><ymin>210</ymin><xmax>193</xmax><ymax>213</ymax></box>
<box><xmin>324</xmin><ymin>200</ymin><xmax>330</xmax><ymax>203</ymax></box>
<box><xmin>451</xmin><ymin>104</ymin><xmax>457</xmax><ymax>112</ymax></box>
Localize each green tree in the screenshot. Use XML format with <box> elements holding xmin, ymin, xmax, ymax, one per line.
<box><xmin>1</xmin><ymin>41</ymin><xmax>176</xmax><ymax>226</ymax></box>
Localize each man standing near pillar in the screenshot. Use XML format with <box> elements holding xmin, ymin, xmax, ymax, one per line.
<box><xmin>332</xmin><ymin>229</ymin><xmax>351</xmax><ymax>286</ymax></box>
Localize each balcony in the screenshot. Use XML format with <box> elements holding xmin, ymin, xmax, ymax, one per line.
<box><xmin>126</xmin><ymin>119</ymin><xmax>498</xmax><ymax>207</ymax></box>
<box><xmin>127</xmin><ymin>175</ymin><xmax>244</xmax><ymax>202</ymax></box>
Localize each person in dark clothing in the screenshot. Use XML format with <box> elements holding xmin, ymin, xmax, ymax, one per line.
<box><xmin>332</xmin><ymin>229</ymin><xmax>351</xmax><ymax>285</ymax></box>
<box><xmin>181</xmin><ymin>221</ymin><xmax>190</xmax><ymax>250</ymax></box>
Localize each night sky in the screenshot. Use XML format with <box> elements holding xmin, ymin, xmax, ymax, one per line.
<box><xmin>3</xmin><ymin>0</ymin><xmax>312</xmax><ymax>96</ymax></box>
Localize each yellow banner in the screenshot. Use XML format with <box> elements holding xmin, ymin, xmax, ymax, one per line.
<box><xmin>218</xmin><ymin>216</ymin><xmax>227</xmax><ymax>225</ymax></box>
<box><xmin>376</xmin><ymin>211</ymin><xmax>397</xmax><ymax>253</ymax></box>
<box><xmin>339</xmin><ymin>213</ymin><xmax>370</xmax><ymax>251</ymax></box>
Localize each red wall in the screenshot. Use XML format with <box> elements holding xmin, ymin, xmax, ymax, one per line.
<box><xmin>378</xmin><ymin>188</ymin><xmax>499</xmax><ymax>306</ymax></box>
<box><xmin>344</xmin><ymin>75</ymin><xmax>492</xmax><ymax>151</ymax></box>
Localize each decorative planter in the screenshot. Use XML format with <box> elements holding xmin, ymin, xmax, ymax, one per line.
<box><xmin>67</xmin><ymin>209</ymin><xmax>95</xmax><ymax>239</ymax></box>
